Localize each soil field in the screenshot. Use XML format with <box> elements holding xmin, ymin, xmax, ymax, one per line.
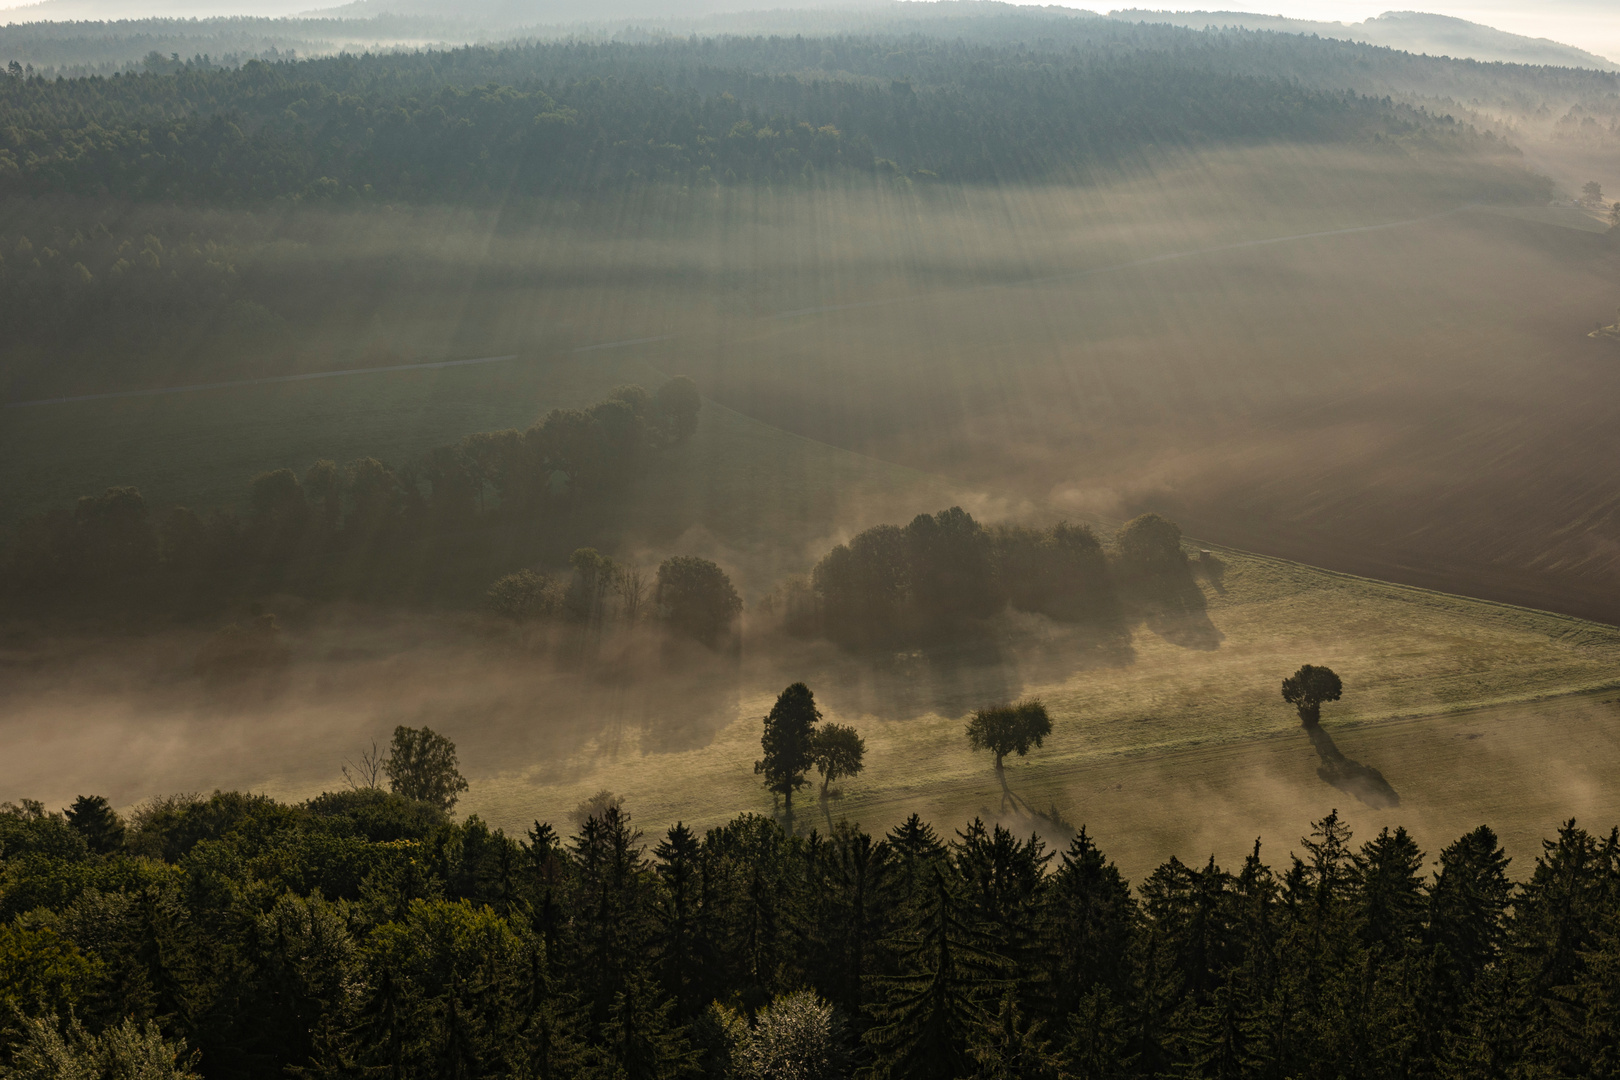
<box><xmin>674</xmin><ymin>206</ymin><xmax>1620</xmax><ymax>626</ymax></box>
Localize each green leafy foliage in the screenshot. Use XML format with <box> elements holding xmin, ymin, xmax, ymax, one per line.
<box><xmin>655</xmin><ymin>556</ymin><xmax>743</xmax><ymax>647</ymax></box>
<box><xmin>813</xmin><ymin>509</ymin><xmax>1104</xmax><ymax>646</ymax></box>
<box><xmin>384</xmin><ymin>725</ymin><xmax>469</xmax><ymax>813</ymax></box>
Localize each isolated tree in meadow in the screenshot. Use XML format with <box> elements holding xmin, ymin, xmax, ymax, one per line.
<box><xmin>1583</xmin><ymin>180</ymin><xmax>1604</xmax><ymax>205</ymax></box>
<box><xmin>810</xmin><ymin>723</ymin><xmax>866</xmax><ymax>803</ymax></box>
<box><xmin>756</xmin><ymin>683</ymin><xmax>822</xmax><ymax>834</ymax></box>
<box><xmin>384</xmin><ymin>724</ymin><xmax>469</xmax><ymax>812</ymax></box>
<box><xmin>1281</xmin><ymin>664</ymin><xmax>1343</xmax><ymax>728</ymax></box>
<box><xmin>64</xmin><ymin>794</ymin><xmax>125</xmax><ymax>854</ymax></box>
<box><xmin>965</xmin><ymin>700</ymin><xmax>1053</xmax><ymax>772</ymax></box>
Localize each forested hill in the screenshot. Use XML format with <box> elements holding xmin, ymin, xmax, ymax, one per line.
<box><xmin>0</xmin><ymin>27</ymin><xmax>1517</xmax><ymax>202</ymax></box>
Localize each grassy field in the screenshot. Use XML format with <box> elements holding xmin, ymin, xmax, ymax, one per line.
<box><xmin>6</xmin><ymin>146</ymin><xmax>1620</xmax><ymax>877</ymax></box>
<box><xmin>462</xmin><ymin>543</ymin><xmax>1620</xmax><ymax>879</ymax></box>
<box><xmin>6</xmin><ymin>503</ymin><xmax>1618</xmax><ymax>882</ymax></box>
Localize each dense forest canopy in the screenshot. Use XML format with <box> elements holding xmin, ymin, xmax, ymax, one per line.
<box><xmin>3</xmin><ymin>789</ymin><xmax>1619</xmax><ymax>1078</ymax></box>
<box><xmin>0</xmin><ymin>26</ymin><xmax>1524</xmax><ymax>202</ymax></box>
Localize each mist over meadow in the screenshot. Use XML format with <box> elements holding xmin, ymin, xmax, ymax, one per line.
<box><xmin>3</xmin><ymin>2</ymin><xmax>1620</xmax><ymax>1077</ymax></box>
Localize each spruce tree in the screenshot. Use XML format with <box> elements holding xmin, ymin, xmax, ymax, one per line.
<box><xmin>653</xmin><ymin>822</ymin><xmax>703</xmax><ymax>1019</ymax></box>
<box><xmin>64</xmin><ymin>794</ymin><xmax>125</xmax><ymax>854</ymax></box>
<box><xmin>1043</xmin><ymin>828</ymin><xmax>1135</xmax><ymax>1019</ymax></box>
<box><xmin>865</xmin><ymin>867</ymin><xmax>1006</xmax><ymax>1079</ymax></box>
<box><xmin>587</xmin><ymin>970</ymin><xmax>696</xmax><ymax>1080</ymax></box>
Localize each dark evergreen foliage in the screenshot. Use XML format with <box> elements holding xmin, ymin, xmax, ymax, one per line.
<box><xmin>0</xmin><ymin>27</ymin><xmax>1501</xmax><ymax>206</ymax></box>
<box><xmin>3</xmin><ymin>791</ymin><xmax>1616</xmax><ymax>1079</ymax></box>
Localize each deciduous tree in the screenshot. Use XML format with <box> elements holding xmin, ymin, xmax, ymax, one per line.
<box><xmin>810</xmin><ymin>723</ymin><xmax>866</xmax><ymax>803</ymax></box>
<box><xmin>656</xmin><ymin>556</ymin><xmax>742</xmax><ymax>646</ymax></box>
<box><xmin>965</xmin><ymin>700</ymin><xmax>1053</xmax><ymax>772</ymax></box>
<box><xmin>1281</xmin><ymin>665</ymin><xmax>1343</xmax><ymax>728</ymax></box>
<box><xmin>384</xmin><ymin>725</ymin><xmax>469</xmax><ymax>812</ymax></box>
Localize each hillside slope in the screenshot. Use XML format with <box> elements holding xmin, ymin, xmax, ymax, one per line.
<box><xmin>1112</xmin><ymin>9</ymin><xmax>1618</xmax><ymax>70</ymax></box>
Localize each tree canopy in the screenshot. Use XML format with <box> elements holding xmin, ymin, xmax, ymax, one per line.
<box><xmin>0</xmin><ymin>28</ymin><xmax>1508</xmax><ymax>206</ymax></box>
<box><xmin>383</xmin><ymin>724</ymin><xmax>469</xmax><ymax>812</ymax></box>
<box><xmin>810</xmin><ymin>723</ymin><xmax>867</xmax><ymax>802</ymax></box>
<box><xmin>756</xmin><ymin>682</ymin><xmax>823</xmax><ymax>834</ymax></box>
<box><xmin>655</xmin><ymin>556</ymin><xmax>742</xmax><ymax>646</ymax></box>
<box><xmin>1</xmin><ymin>785</ymin><xmax>1617</xmax><ymax>1079</ymax></box>
<box><xmin>965</xmin><ymin>699</ymin><xmax>1053</xmax><ymax>771</ymax></box>
<box><xmin>1281</xmin><ymin>663</ymin><xmax>1344</xmax><ymax>727</ymax></box>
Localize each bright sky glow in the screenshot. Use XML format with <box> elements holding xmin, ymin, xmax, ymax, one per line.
<box><xmin>1092</xmin><ymin>1</ymin><xmax>1620</xmax><ymax>61</ymax></box>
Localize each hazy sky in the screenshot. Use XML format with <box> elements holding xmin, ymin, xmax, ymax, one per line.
<box><xmin>0</xmin><ymin>0</ymin><xmax>1616</xmax><ymax>65</ymax></box>
<box><xmin>1095</xmin><ymin>1</ymin><xmax>1620</xmax><ymax>60</ymax></box>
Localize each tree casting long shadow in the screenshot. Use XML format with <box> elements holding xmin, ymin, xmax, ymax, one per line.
<box><xmin>1281</xmin><ymin>663</ymin><xmax>1398</xmax><ymax>808</ymax></box>
<box><xmin>1306</xmin><ymin>724</ymin><xmax>1400</xmax><ymax>809</ymax></box>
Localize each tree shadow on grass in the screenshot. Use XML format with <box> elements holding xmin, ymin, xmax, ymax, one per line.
<box><xmin>807</xmin><ymin>616</ymin><xmax>1134</xmax><ymax>724</ymax></box>
<box><xmin>1307</xmin><ymin>724</ymin><xmax>1400</xmax><ymax>809</ymax></box>
<box><xmin>989</xmin><ymin>768</ymin><xmax>1079</xmax><ymax>846</ymax></box>
<box><xmin>1119</xmin><ymin>562</ymin><xmax>1223</xmax><ymax>652</ymax></box>
<box><xmin>1194</xmin><ymin>550</ymin><xmax>1227</xmax><ymax>596</ymax></box>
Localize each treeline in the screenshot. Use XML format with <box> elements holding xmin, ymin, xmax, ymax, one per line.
<box><xmin>0</xmin><ymin>28</ymin><xmax>1506</xmax><ymax>204</ymax></box>
<box><xmin>775</xmin><ymin>507</ymin><xmax>1189</xmax><ymax>646</ymax></box>
<box><xmin>4</xmin><ymin>787</ymin><xmax>1620</xmax><ymax>1078</ymax></box>
<box><xmin>0</xmin><ymin>220</ymin><xmax>284</xmax><ymax>356</ymax></box>
<box><xmin>0</xmin><ymin>376</ymin><xmax>700</xmax><ymax>612</ymax></box>
<box><xmin>0</xmin><ymin>15</ymin><xmax>436</xmax><ymax>78</ymax></box>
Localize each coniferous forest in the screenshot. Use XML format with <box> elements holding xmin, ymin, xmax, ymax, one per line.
<box><xmin>2</xmin><ymin>785</ymin><xmax>1618</xmax><ymax>1079</ymax></box>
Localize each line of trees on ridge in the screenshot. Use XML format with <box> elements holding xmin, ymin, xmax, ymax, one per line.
<box><xmin>0</xmin><ymin>376</ymin><xmax>701</xmax><ymax>612</ymax></box>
